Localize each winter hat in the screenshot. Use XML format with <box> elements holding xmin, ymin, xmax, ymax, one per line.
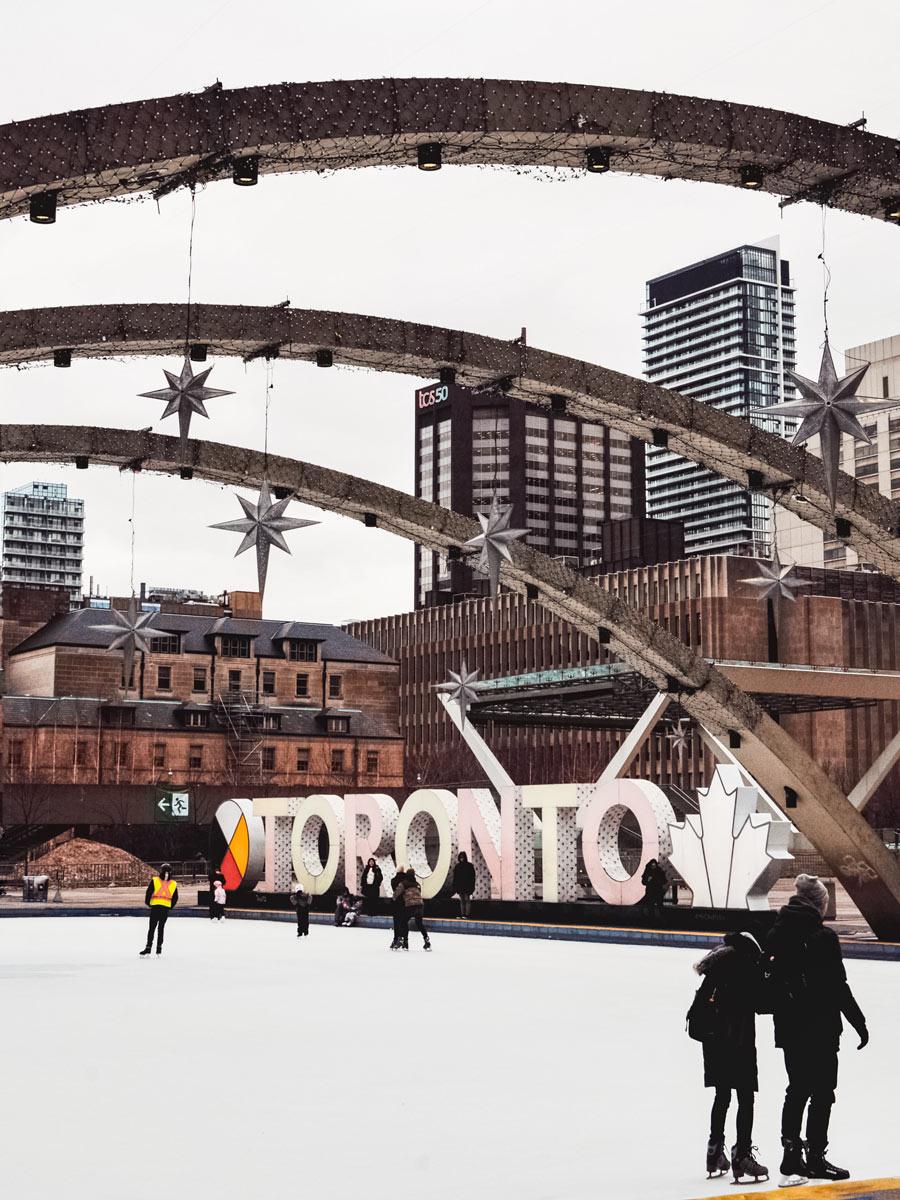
<box><xmin>795</xmin><ymin>873</ymin><xmax>828</xmax><ymax>915</ymax></box>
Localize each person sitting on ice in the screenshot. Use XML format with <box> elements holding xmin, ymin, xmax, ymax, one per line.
<box><xmin>334</xmin><ymin>886</ymin><xmax>363</xmax><ymax>927</ymax></box>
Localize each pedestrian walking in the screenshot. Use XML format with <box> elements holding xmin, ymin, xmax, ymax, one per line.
<box><xmin>139</xmin><ymin>864</ymin><xmax>178</xmax><ymax>956</ymax></box>
<box><xmin>393</xmin><ymin>868</ymin><xmax>431</xmax><ymax>952</ymax></box>
<box><xmin>640</xmin><ymin>858</ymin><xmax>668</xmax><ymax>920</ymax></box>
<box><xmin>766</xmin><ymin>874</ymin><xmax>868</xmax><ymax>1186</ymax></box>
<box><xmin>452</xmin><ymin>851</ymin><xmax>476</xmax><ymax>918</ymax></box>
<box><xmin>211</xmin><ymin>876</ymin><xmax>227</xmax><ymax>921</ymax></box>
<box><xmin>292</xmin><ymin>882</ymin><xmax>312</xmax><ymax>937</ymax></box>
<box><xmin>360</xmin><ymin>858</ymin><xmax>383</xmax><ymax>914</ymax></box>
<box><xmin>389</xmin><ymin>866</ymin><xmax>407</xmax><ymax>950</ymax></box>
<box><xmin>688</xmin><ymin>931</ymin><xmax>768</xmax><ymax>1184</ymax></box>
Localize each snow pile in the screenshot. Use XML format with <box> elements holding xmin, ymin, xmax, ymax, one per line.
<box><xmin>30</xmin><ymin>838</ymin><xmax>152</xmax><ymax>885</ymax></box>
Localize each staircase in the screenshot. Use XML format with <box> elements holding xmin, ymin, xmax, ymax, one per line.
<box><xmin>214</xmin><ymin>690</ymin><xmax>263</xmax><ymax>782</ymax></box>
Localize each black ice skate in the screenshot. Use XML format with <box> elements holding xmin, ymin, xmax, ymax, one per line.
<box><xmin>778</xmin><ymin>1138</ymin><xmax>808</xmax><ymax>1188</ymax></box>
<box><xmin>423</xmin><ymin>937</ymin><xmax>432</xmax><ymax>951</ymax></box>
<box><xmin>139</xmin><ymin>946</ymin><xmax>152</xmax><ymax>956</ymax></box>
<box><xmin>705</xmin><ymin>1140</ymin><xmax>728</xmax><ymax>1178</ymax></box>
<box><xmin>731</xmin><ymin>1144</ymin><xmax>768</xmax><ymax>1184</ymax></box>
<box><xmin>805</xmin><ymin>1148</ymin><xmax>849</xmax><ymax>1181</ymax></box>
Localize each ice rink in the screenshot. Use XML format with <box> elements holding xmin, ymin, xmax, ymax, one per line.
<box><xmin>1</xmin><ymin>916</ymin><xmax>897</xmax><ymax>1199</ymax></box>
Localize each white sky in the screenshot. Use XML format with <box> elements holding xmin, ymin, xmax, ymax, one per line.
<box><xmin>1</xmin><ymin>0</ymin><xmax>899</xmax><ymax>622</ymax></box>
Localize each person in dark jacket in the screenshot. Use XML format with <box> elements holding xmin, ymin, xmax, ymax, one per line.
<box><xmin>140</xmin><ymin>864</ymin><xmax>178</xmax><ymax>956</ymax></box>
<box><xmin>393</xmin><ymin>868</ymin><xmax>431</xmax><ymax>951</ymax></box>
<box><xmin>693</xmin><ymin>932</ymin><xmax>768</xmax><ymax>1184</ymax></box>
<box><xmin>766</xmin><ymin>873</ymin><xmax>868</xmax><ymax>1186</ymax></box>
<box><xmin>360</xmin><ymin>858</ymin><xmax>383</xmax><ymax>914</ymax></box>
<box><xmin>452</xmin><ymin>851</ymin><xmax>477</xmax><ymax>918</ymax></box>
<box><xmin>389</xmin><ymin>867</ymin><xmax>407</xmax><ymax>950</ymax></box>
<box><xmin>640</xmin><ymin>858</ymin><xmax>668</xmax><ymax>920</ymax></box>
<box><xmin>292</xmin><ymin>883</ymin><xmax>312</xmax><ymax>937</ymax></box>
<box><xmin>334</xmin><ymin>886</ymin><xmax>363</xmax><ymax>927</ymax></box>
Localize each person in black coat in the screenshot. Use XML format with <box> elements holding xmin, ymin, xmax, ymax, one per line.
<box><xmin>360</xmin><ymin>858</ymin><xmax>383</xmax><ymax>914</ymax></box>
<box><xmin>766</xmin><ymin>874</ymin><xmax>867</xmax><ymax>1185</ymax></box>
<box><xmin>693</xmin><ymin>931</ymin><xmax>768</xmax><ymax>1184</ymax></box>
<box><xmin>452</xmin><ymin>851</ymin><xmax>477</xmax><ymax>918</ymax></box>
<box><xmin>389</xmin><ymin>866</ymin><xmax>407</xmax><ymax>950</ymax></box>
<box><xmin>640</xmin><ymin>858</ymin><xmax>668</xmax><ymax>920</ymax></box>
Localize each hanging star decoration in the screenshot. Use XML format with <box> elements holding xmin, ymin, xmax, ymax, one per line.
<box><xmin>742</xmin><ymin>552</ymin><xmax>812</xmax><ymax>602</ymax></box>
<box><xmin>434</xmin><ymin>659</ymin><xmax>486</xmax><ymax>728</ymax></box>
<box><xmin>666</xmin><ymin>719</ymin><xmax>692</xmax><ymax>766</ymax></box>
<box><xmin>138</xmin><ymin>357</ymin><xmax>234</xmax><ymax>455</ymax></box>
<box><xmin>764</xmin><ymin>341</ymin><xmax>899</xmax><ymax>510</ymax></box>
<box><xmin>210</xmin><ymin>481</ymin><xmax>318</xmax><ymax>600</ymax></box>
<box><xmin>95</xmin><ymin>596</ymin><xmax>154</xmax><ymax>691</ymax></box>
<box><xmin>464</xmin><ymin>493</ymin><xmax>528</xmax><ymax>597</ymax></box>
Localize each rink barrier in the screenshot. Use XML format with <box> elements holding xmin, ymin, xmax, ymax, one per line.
<box><xmin>696</xmin><ymin>1177</ymin><xmax>900</xmax><ymax>1200</ymax></box>
<box><xmin>3</xmin><ymin>904</ymin><xmax>900</xmax><ymax>962</ymax></box>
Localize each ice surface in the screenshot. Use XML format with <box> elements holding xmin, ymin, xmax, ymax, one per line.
<box><xmin>1</xmin><ymin>916</ymin><xmax>897</xmax><ymax>1199</ymax></box>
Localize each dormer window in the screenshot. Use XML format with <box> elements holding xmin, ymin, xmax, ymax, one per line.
<box><xmin>289</xmin><ymin>639</ymin><xmax>317</xmax><ymax>662</ymax></box>
<box><xmin>327</xmin><ymin>716</ymin><xmax>350</xmax><ymax>734</ymax></box>
<box><xmin>150</xmin><ymin>634</ymin><xmax>180</xmax><ymax>654</ymax></box>
<box><xmin>221</xmin><ymin>635</ymin><xmax>251</xmax><ymax>658</ymax></box>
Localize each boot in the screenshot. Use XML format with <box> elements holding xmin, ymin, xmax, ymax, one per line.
<box><xmin>139</xmin><ymin>946</ymin><xmax>152</xmax><ymax>956</ymax></box>
<box><xmin>779</xmin><ymin>1137</ymin><xmax>808</xmax><ymax>1188</ymax></box>
<box><xmin>389</xmin><ymin>938</ymin><xmax>400</xmax><ymax>951</ymax></box>
<box><xmin>805</xmin><ymin>1148</ymin><xmax>849</xmax><ymax>1181</ymax></box>
<box><xmin>423</xmin><ymin>936</ymin><xmax>432</xmax><ymax>951</ymax></box>
<box><xmin>706</xmin><ymin>1140</ymin><xmax>729</xmax><ymax>1178</ymax></box>
<box><xmin>732</xmin><ymin>1144</ymin><xmax>768</xmax><ymax>1184</ymax></box>
<box><xmin>401</xmin><ymin>938</ymin><xmax>409</xmax><ymax>951</ymax></box>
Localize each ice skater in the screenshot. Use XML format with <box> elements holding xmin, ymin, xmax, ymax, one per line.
<box><xmin>292</xmin><ymin>882</ymin><xmax>312</xmax><ymax>936</ymax></box>
<box><xmin>639</xmin><ymin>858</ymin><xmax>668</xmax><ymax>921</ymax></box>
<box><xmin>689</xmin><ymin>931</ymin><xmax>768</xmax><ymax>1184</ymax></box>
<box><xmin>766</xmin><ymin>873</ymin><xmax>868</xmax><ymax>1186</ymax></box>
<box><xmin>389</xmin><ymin>866</ymin><xmax>407</xmax><ymax>949</ymax></box>
<box><xmin>360</xmin><ymin>858</ymin><xmax>383</xmax><ymax>914</ymax></box>
<box><xmin>140</xmin><ymin>864</ymin><xmax>178</xmax><ymax>956</ymax></box>
<box><xmin>207</xmin><ymin>868</ymin><xmax>225</xmax><ymax>919</ymax></box>
<box><xmin>211</xmin><ymin>876</ymin><xmax>227</xmax><ymax>921</ymax></box>
<box><xmin>452</xmin><ymin>851</ymin><xmax>476</xmax><ymax>918</ymax></box>
<box><xmin>393</xmin><ymin>868</ymin><xmax>431</xmax><ymax>951</ymax></box>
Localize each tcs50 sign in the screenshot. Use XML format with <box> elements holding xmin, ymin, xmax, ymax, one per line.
<box><xmin>416</xmin><ymin>383</ymin><xmax>450</xmax><ymax>410</ymax></box>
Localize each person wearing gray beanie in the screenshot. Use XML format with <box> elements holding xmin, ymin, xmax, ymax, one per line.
<box><xmin>765</xmin><ymin>874</ymin><xmax>868</xmax><ymax>1186</ymax></box>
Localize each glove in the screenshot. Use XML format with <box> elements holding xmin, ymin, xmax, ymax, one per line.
<box><xmin>856</xmin><ymin>1025</ymin><xmax>869</xmax><ymax>1050</ymax></box>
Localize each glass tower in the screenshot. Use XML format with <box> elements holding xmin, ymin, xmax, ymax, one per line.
<box><xmin>1</xmin><ymin>481</ymin><xmax>85</xmax><ymax>604</ymax></box>
<box><xmin>642</xmin><ymin>240</ymin><xmax>796</xmax><ymax>557</ymax></box>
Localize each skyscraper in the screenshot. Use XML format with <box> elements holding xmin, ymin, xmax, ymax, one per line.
<box><xmin>1</xmin><ymin>481</ymin><xmax>84</xmax><ymax>604</ymax></box>
<box><xmin>642</xmin><ymin>240</ymin><xmax>796</xmax><ymax>557</ymax></box>
<box><xmin>413</xmin><ymin>382</ymin><xmax>646</xmax><ymax>607</ymax></box>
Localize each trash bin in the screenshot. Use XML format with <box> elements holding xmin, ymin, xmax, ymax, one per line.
<box><xmin>22</xmin><ymin>875</ymin><xmax>50</xmax><ymax>902</ymax></box>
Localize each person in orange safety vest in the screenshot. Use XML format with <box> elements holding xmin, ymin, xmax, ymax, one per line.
<box><xmin>140</xmin><ymin>864</ymin><xmax>179</xmax><ymax>956</ymax></box>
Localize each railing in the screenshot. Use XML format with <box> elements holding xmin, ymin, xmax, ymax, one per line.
<box><xmin>0</xmin><ymin>858</ymin><xmax>208</xmax><ymax>887</ymax></box>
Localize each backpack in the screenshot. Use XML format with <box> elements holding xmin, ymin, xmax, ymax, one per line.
<box><xmin>685</xmin><ymin>975</ymin><xmax>719</xmax><ymax>1042</ymax></box>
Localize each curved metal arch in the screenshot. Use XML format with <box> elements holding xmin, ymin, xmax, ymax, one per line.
<box><xmin>4</xmin><ymin>421</ymin><xmax>900</xmax><ymax>937</ymax></box>
<box><xmin>1</xmin><ymin>302</ymin><xmax>899</xmax><ymax>578</ymax></box>
<box><xmin>1</xmin><ymin>78</ymin><xmax>899</xmax><ymax>222</ymax></box>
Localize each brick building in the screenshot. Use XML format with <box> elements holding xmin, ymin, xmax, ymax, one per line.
<box><xmin>0</xmin><ymin>585</ymin><xmax>403</xmax><ymax>824</ymax></box>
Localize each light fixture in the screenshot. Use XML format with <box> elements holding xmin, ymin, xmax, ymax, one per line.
<box><xmin>417</xmin><ymin>143</ymin><xmax>442</xmax><ymax>171</ymax></box>
<box><xmin>747</xmin><ymin>469</ymin><xmax>764</xmax><ymax>490</ymax></box>
<box><xmin>728</xmin><ymin>730</ymin><xmax>742</xmax><ymax>749</ymax></box>
<box><xmin>652</xmin><ymin>428</ymin><xmax>669</xmax><ymax>448</ymax></box>
<box><xmin>30</xmin><ymin>191</ymin><xmax>57</xmax><ymax>223</ymax></box>
<box><xmin>316</xmin><ymin>349</ymin><xmax>333</xmax><ymax>368</ymax></box>
<box><xmin>836</xmin><ymin>517</ymin><xmax>852</xmax><ymax>540</ymax></box>
<box><xmin>551</xmin><ymin>395</ymin><xmax>567</xmax><ymax>414</ymax></box>
<box><xmin>364</xmin><ymin>513</ymin><xmax>378</xmax><ymax>528</ymax></box>
<box><xmin>75</xmin><ymin>456</ymin><xmax>89</xmax><ymax>470</ymax></box>
<box><xmin>884</xmin><ymin>198</ymin><xmax>900</xmax><ymax>223</ymax></box>
<box><xmin>273</xmin><ymin>486</ymin><xmax>291</xmax><ymax>501</ymax></box>
<box><xmin>740</xmin><ymin>164</ymin><xmax>764</xmax><ymax>189</ymax></box>
<box><xmin>232</xmin><ymin>156</ymin><xmax>259</xmax><ymax>186</ymax></box>
<box><xmin>784</xmin><ymin>786</ymin><xmax>798</xmax><ymax>809</ymax></box>
<box><xmin>585</xmin><ymin>147</ymin><xmax>610</xmax><ymax>173</ymax></box>
<box><xmin>53</xmin><ymin>348</ymin><xmax>71</xmax><ymax>368</ymax></box>
<box><xmin>439</xmin><ymin>367</ymin><xmax>456</xmax><ymax>386</ymax></box>
<box><xmin>189</xmin><ymin>344</ymin><xmax>208</xmax><ymax>362</ymax></box>
<box><xmin>598</xmin><ymin>627</ymin><xmax>611</xmax><ymax>644</ymax></box>
<box><xmin>180</xmin><ymin>467</ymin><xmax>193</xmax><ymax>480</ymax></box>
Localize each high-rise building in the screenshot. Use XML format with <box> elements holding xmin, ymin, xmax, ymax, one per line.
<box><xmin>1</xmin><ymin>482</ymin><xmax>84</xmax><ymax>604</ymax></box>
<box><xmin>642</xmin><ymin>239</ymin><xmax>796</xmax><ymax>557</ymax></box>
<box><xmin>413</xmin><ymin>381</ymin><xmax>646</xmax><ymax>607</ymax></box>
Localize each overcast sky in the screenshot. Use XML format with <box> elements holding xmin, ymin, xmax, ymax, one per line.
<box><xmin>1</xmin><ymin>0</ymin><xmax>899</xmax><ymax>622</ymax></box>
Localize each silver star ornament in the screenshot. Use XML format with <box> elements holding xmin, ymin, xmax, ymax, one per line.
<box><xmin>666</xmin><ymin>719</ymin><xmax>691</xmax><ymax>766</ymax></box>
<box><xmin>210</xmin><ymin>481</ymin><xmax>318</xmax><ymax>600</ymax></box>
<box><xmin>464</xmin><ymin>493</ymin><xmax>528</xmax><ymax>597</ymax></box>
<box><xmin>743</xmin><ymin>553</ymin><xmax>812</xmax><ymax>602</ymax></box>
<box><xmin>95</xmin><ymin>596</ymin><xmax>154</xmax><ymax>690</ymax></box>
<box><xmin>765</xmin><ymin>341</ymin><xmax>899</xmax><ymax>510</ymax></box>
<box><xmin>434</xmin><ymin>659</ymin><xmax>485</xmax><ymax>727</ymax></box>
<box><xmin>139</xmin><ymin>357</ymin><xmax>234</xmax><ymax>455</ymax></box>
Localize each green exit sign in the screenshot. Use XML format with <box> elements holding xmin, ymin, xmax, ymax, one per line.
<box><xmin>154</xmin><ymin>789</ymin><xmax>190</xmax><ymax>822</ymax></box>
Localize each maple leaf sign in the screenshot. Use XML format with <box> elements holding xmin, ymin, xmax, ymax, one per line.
<box><xmin>668</xmin><ymin>765</ymin><xmax>792</xmax><ymax>910</ymax></box>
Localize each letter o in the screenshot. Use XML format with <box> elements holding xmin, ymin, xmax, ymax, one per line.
<box><xmin>291</xmin><ymin>795</ymin><xmax>345</xmax><ymax>895</ymax></box>
<box><xmin>395</xmin><ymin>789</ymin><xmax>458</xmax><ymax>899</ymax></box>
<box><xmin>581</xmin><ymin>780</ymin><xmax>675</xmax><ymax>905</ymax></box>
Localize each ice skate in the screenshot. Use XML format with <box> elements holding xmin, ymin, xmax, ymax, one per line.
<box><xmin>423</xmin><ymin>937</ymin><xmax>432</xmax><ymax>951</ymax></box>
<box><xmin>805</xmin><ymin>1149</ymin><xmax>849</xmax><ymax>1181</ymax></box>
<box><xmin>139</xmin><ymin>946</ymin><xmax>152</xmax><ymax>956</ymax></box>
<box><xmin>731</xmin><ymin>1144</ymin><xmax>768</xmax><ymax>1184</ymax></box>
<box><xmin>778</xmin><ymin>1138</ymin><xmax>808</xmax><ymax>1188</ymax></box>
<box><xmin>705</xmin><ymin>1140</ymin><xmax>728</xmax><ymax>1178</ymax></box>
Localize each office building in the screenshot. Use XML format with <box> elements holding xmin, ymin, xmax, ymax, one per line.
<box><xmin>1</xmin><ymin>481</ymin><xmax>84</xmax><ymax>604</ymax></box>
<box><xmin>643</xmin><ymin>240</ymin><xmax>796</xmax><ymax>557</ymax></box>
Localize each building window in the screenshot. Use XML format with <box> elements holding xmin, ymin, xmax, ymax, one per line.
<box><xmin>102</xmin><ymin>707</ymin><xmax>135</xmax><ymax>727</ymax></box>
<box><xmin>74</xmin><ymin>740</ymin><xmax>88</xmax><ymax>767</ymax></box>
<box><xmin>296</xmin><ymin>747</ymin><xmax>310</xmax><ymax>772</ymax></box>
<box><xmin>150</xmin><ymin>634</ymin><xmax>180</xmax><ymax>654</ymax></box>
<box><xmin>221</xmin><ymin>635</ymin><xmax>251</xmax><ymax>658</ymax></box>
<box><xmin>228</xmin><ymin>669</ymin><xmax>242</xmax><ymax>692</ymax></box>
<box><xmin>261</xmin><ymin>746</ymin><xmax>276</xmax><ymax>772</ymax></box>
<box><xmin>192</xmin><ymin>667</ymin><xmax>207</xmax><ymax>692</ymax></box>
<box><xmin>114</xmin><ymin>742</ymin><xmax>130</xmax><ymax>769</ymax></box>
<box><xmin>186</xmin><ymin>711</ymin><xmax>208</xmax><ymax>728</ymax></box>
<box><xmin>8</xmin><ymin>740</ymin><xmax>24</xmax><ymax>768</ymax></box>
<box><xmin>327</xmin><ymin>716</ymin><xmax>350</xmax><ymax>734</ymax></box>
<box><xmin>295</xmin><ymin>673</ymin><xmax>309</xmax><ymax>697</ymax></box>
<box><xmin>328</xmin><ymin>675</ymin><xmax>343</xmax><ymax>699</ymax></box>
<box><xmin>262</xmin><ymin>670</ymin><xmax>276</xmax><ymax>695</ymax></box>
<box><xmin>157</xmin><ymin>665</ymin><xmax>172</xmax><ymax>691</ymax></box>
<box><xmin>289</xmin><ymin>639</ymin><xmax>317</xmax><ymax>662</ymax></box>
<box><xmin>366</xmin><ymin>750</ymin><xmax>379</xmax><ymax>774</ymax></box>
<box><xmin>331</xmin><ymin>748</ymin><xmax>345</xmax><ymax>773</ymax></box>
<box><xmin>189</xmin><ymin>744</ymin><xmax>203</xmax><ymax>770</ymax></box>
<box><xmin>258</xmin><ymin>713</ymin><xmax>280</xmax><ymax>731</ymax></box>
<box><xmin>153</xmin><ymin>742</ymin><xmax>167</xmax><ymax>769</ymax></box>
<box><xmin>884</xmin><ymin>375</ymin><xmax>890</xmax><ymax>399</ymax></box>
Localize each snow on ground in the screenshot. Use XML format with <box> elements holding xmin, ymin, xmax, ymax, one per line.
<box><xmin>1</xmin><ymin>916</ymin><xmax>897</xmax><ymax>1200</ymax></box>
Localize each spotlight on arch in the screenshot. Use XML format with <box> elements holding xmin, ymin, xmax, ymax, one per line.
<box><xmin>884</xmin><ymin>198</ymin><xmax>900</xmax><ymax>223</ymax></box>
<box><xmin>740</xmin><ymin>164</ymin><xmax>764</xmax><ymax>189</ymax></box>
<box><xmin>74</xmin><ymin>456</ymin><xmax>89</xmax><ymax>470</ymax></box>
<box><xmin>316</xmin><ymin>349</ymin><xmax>333</xmax><ymax>368</ymax></box>
<box><xmin>439</xmin><ymin>367</ymin><xmax>456</xmax><ymax>386</ymax></box>
<box><xmin>417</xmin><ymin>143</ymin><xmax>442</xmax><ymax>171</ymax></box>
<box><xmin>189</xmin><ymin>344</ymin><xmax>208</xmax><ymax>362</ymax></box>
<box><xmin>53</xmin><ymin>348</ymin><xmax>72</xmax><ymax>368</ymax></box>
<box><xmin>29</xmin><ymin>191</ymin><xmax>57</xmax><ymax>223</ymax></box>
<box><xmin>233</xmin><ymin>156</ymin><xmax>259</xmax><ymax>186</ymax></box>
<box><xmin>585</xmin><ymin>147</ymin><xmax>610</xmax><ymax>173</ymax></box>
